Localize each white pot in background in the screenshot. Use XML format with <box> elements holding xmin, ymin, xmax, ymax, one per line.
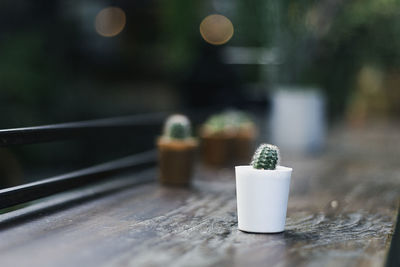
<box><xmin>270</xmin><ymin>88</ymin><xmax>326</xmax><ymax>153</ymax></box>
<box><xmin>235</xmin><ymin>165</ymin><xmax>292</xmax><ymax>233</ymax></box>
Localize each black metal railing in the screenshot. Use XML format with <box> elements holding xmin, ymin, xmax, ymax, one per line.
<box><xmin>0</xmin><ymin>108</ymin><xmax>220</xmax><ymax>211</ymax></box>
<box><xmin>0</xmin><ymin>113</ymin><xmax>169</xmax><ymax>210</ymax></box>
<box><xmin>0</xmin><ymin>150</ymin><xmax>157</xmax><ymax>210</ymax></box>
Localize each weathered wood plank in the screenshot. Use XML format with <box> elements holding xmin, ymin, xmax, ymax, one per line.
<box><xmin>0</xmin><ymin>124</ymin><xmax>398</xmax><ymax>267</ymax></box>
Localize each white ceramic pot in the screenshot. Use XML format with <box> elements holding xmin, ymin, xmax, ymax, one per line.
<box><xmin>235</xmin><ymin>165</ymin><xmax>292</xmax><ymax>233</ymax></box>
<box><xmin>270</xmin><ymin>88</ymin><xmax>326</xmax><ymax>153</ymax></box>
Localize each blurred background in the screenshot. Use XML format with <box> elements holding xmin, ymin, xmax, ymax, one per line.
<box><xmin>1</xmin><ymin>0</ymin><xmax>400</xmax><ymax>188</ymax></box>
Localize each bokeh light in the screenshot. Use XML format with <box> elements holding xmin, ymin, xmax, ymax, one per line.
<box><xmin>95</xmin><ymin>7</ymin><xmax>126</xmax><ymax>37</ymax></box>
<box><xmin>200</xmin><ymin>14</ymin><xmax>234</xmax><ymax>45</ymax></box>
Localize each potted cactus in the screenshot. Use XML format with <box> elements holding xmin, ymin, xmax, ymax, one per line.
<box><xmin>200</xmin><ymin>110</ymin><xmax>257</xmax><ymax>167</ymax></box>
<box><xmin>235</xmin><ymin>144</ymin><xmax>292</xmax><ymax>233</ymax></box>
<box><xmin>157</xmin><ymin>114</ymin><xmax>198</xmax><ymax>186</ymax></box>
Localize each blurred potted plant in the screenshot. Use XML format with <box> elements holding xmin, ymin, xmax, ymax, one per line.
<box><xmin>270</xmin><ymin>86</ymin><xmax>325</xmax><ymax>153</ymax></box>
<box><xmin>200</xmin><ymin>110</ymin><xmax>257</xmax><ymax>167</ymax></box>
<box><xmin>157</xmin><ymin>114</ymin><xmax>198</xmax><ymax>186</ymax></box>
<box><xmin>268</xmin><ymin>0</ymin><xmax>400</xmax><ymax>150</ymax></box>
<box><xmin>268</xmin><ymin>2</ymin><xmax>329</xmax><ymax>153</ymax></box>
<box><xmin>235</xmin><ymin>143</ymin><xmax>292</xmax><ymax>233</ymax></box>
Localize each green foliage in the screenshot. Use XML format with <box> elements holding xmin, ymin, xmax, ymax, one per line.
<box><xmin>234</xmin><ymin>0</ymin><xmax>280</xmax><ymax>46</ymax></box>
<box><xmin>159</xmin><ymin>0</ymin><xmax>203</xmax><ymax>71</ymax></box>
<box><xmin>0</xmin><ymin>32</ymin><xmax>58</xmax><ymax>100</ymax></box>
<box><xmin>275</xmin><ymin>0</ymin><xmax>400</xmax><ymax>119</ymax></box>
<box><xmin>251</xmin><ymin>144</ymin><xmax>280</xmax><ymax>170</ymax></box>
<box><xmin>163</xmin><ymin>114</ymin><xmax>191</xmax><ymax>140</ymax></box>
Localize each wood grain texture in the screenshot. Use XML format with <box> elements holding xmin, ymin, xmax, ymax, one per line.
<box><xmin>0</xmin><ymin>124</ymin><xmax>399</xmax><ymax>267</ymax></box>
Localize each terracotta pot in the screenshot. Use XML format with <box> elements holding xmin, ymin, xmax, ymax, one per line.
<box><xmin>200</xmin><ymin>133</ymin><xmax>233</xmax><ymax>167</ymax></box>
<box><xmin>201</xmin><ymin>128</ymin><xmax>256</xmax><ymax>167</ymax></box>
<box><xmin>232</xmin><ymin>129</ymin><xmax>256</xmax><ymax>165</ymax></box>
<box><xmin>157</xmin><ymin>138</ymin><xmax>198</xmax><ymax>186</ymax></box>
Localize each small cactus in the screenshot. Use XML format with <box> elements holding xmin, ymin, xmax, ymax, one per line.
<box><xmin>251</xmin><ymin>144</ymin><xmax>280</xmax><ymax>170</ymax></box>
<box><xmin>203</xmin><ymin>110</ymin><xmax>254</xmax><ymax>134</ymax></box>
<box><xmin>204</xmin><ymin>114</ymin><xmax>225</xmax><ymax>133</ymax></box>
<box><xmin>163</xmin><ymin>114</ymin><xmax>192</xmax><ymax>140</ymax></box>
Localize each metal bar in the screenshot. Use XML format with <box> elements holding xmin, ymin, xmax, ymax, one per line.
<box><xmin>0</xmin><ymin>169</ymin><xmax>156</xmax><ymax>228</ymax></box>
<box><xmin>0</xmin><ymin>113</ymin><xmax>167</xmax><ymax>146</ymax></box>
<box><xmin>0</xmin><ymin>150</ymin><xmax>157</xmax><ymax>210</ymax></box>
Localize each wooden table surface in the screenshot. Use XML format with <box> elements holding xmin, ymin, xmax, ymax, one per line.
<box><xmin>0</xmin><ymin>124</ymin><xmax>399</xmax><ymax>267</ymax></box>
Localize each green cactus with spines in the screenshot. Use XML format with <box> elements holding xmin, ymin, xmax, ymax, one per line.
<box><xmin>204</xmin><ymin>114</ymin><xmax>225</xmax><ymax>133</ymax></box>
<box><xmin>251</xmin><ymin>144</ymin><xmax>280</xmax><ymax>170</ymax></box>
<box><xmin>168</xmin><ymin>123</ymin><xmax>187</xmax><ymax>139</ymax></box>
<box><xmin>163</xmin><ymin>114</ymin><xmax>192</xmax><ymax>140</ymax></box>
